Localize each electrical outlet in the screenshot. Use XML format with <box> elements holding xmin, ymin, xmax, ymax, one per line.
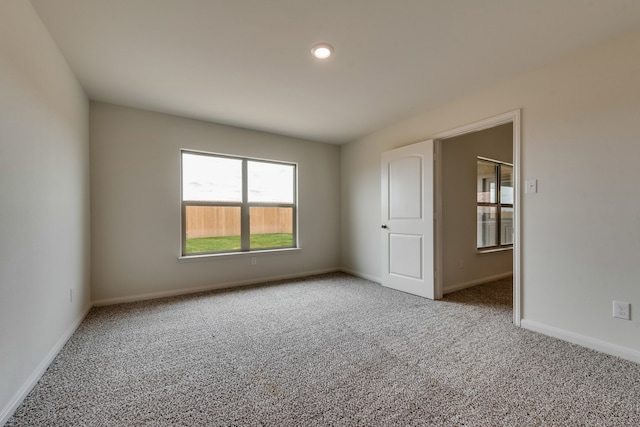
<box><xmin>613</xmin><ymin>301</ymin><xmax>630</xmax><ymax>320</ymax></box>
<box><xmin>251</xmin><ymin>257</ymin><xmax>257</xmax><ymax>266</ymax></box>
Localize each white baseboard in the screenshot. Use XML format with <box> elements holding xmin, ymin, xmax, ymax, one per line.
<box><xmin>443</xmin><ymin>271</ymin><xmax>513</xmax><ymax>294</ymax></box>
<box><xmin>521</xmin><ymin>319</ymin><xmax>640</xmax><ymax>364</ymax></box>
<box><xmin>92</xmin><ymin>267</ymin><xmax>341</xmax><ymax>306</ymax></box>
<box><xmin>0</xmin><ymin>303</ymin><xmax>92</xmax><ymax>426</ymax></box>
<box><xmin>339</xmin><ymin>267</ymin><xmax>381</xmax><ymax>284</ymax></box>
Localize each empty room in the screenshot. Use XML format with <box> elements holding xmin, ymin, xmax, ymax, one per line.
<box><xmin>2</xmin><ymin>0</ymin><xmax>640</xmax><ymax>425</ymax></box>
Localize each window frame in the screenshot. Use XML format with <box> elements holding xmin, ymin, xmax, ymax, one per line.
<box><xmin>180</xmin><ymin>149</ymin><xmax>298</xmax><ymax>257</ymax></box>
<box><xmin>476</xmin><ymin>156</ymin><xmax>513</xmax><ymax>252</ymax></box>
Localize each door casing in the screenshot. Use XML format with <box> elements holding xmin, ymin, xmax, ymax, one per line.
<box><xmin>434</xmin><ymin>110</ymin><xmax>522</xmax><ymax>326</ymax></box>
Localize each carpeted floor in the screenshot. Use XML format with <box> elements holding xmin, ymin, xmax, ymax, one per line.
<box><xmin>7</xmin><ymin>273</ymin><xmax>640</xmax><ymax>426</ymax></box>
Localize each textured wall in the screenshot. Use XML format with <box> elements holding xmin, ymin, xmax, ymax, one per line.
<box><xmin>441</xmin><ymin>123</ymin><xmax>513</xmax><ymax>292</ymax></box>
<box><xmin>341</xmin><ymin>28</ymin><xmax>640</xmax><ymax>360</ymax></box>
<box><xmin>90</xmin><ymin>102</ymin><xmax>341</xmax><ymax>303</ymax></box>
<box><xmin>0</xmin><ymin>2</ymin><xmax>90</xmax><ymax>422</ymax></box>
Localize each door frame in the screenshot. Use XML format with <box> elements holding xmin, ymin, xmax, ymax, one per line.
<box><xmin>433</xmin><ymin>110</ymin><xmax>522</xmax><ymax>326</ymax></box>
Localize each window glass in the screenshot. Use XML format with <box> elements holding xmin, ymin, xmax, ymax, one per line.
<box><xmin>181</xmin><ymin>151</ymin><xmax>297</xmax><ymax>256</ymax></box>
<box><xmin>477</xmin><ymin>206</ymin><xmax>497</xmax><ymax>248</ymax></box>
<box><xmin>248</xmin><ymin>161</ymin><xmax>294</xmax><ymax>203</ymax></box>
<box><xmin>477</xmin><ymin>157</ymin><xmax>513</xmax><ymax>250</ymax></box>
<box><xmin>500</xmin><ymin>165</ymin><xmax>514</xmax><ymax>204</ymax></box>
<box><xmin>182</xmin><ymin>153</ymin><xmax>242</xmax><ymax>202</ymax></box>
<box><xmin>184</xmin><ymin>206</ymin><xmax>241</xmax><ymax>253</ymax></box>
<box><xmin>477</xmin><ymin>160</ymin><xmax>496</xmax><ymax>203</ymax></box>
<box><xmin>500</xmin><ymin>207</ymin><xmax>514</xmax><ymax>245</ymax></box>
<box><xmin>250</xmin><ymin>207</ymin><xmax>294</xmax><ymax>249</ymax></box>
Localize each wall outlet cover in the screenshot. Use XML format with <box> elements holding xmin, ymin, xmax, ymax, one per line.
<box><xmin>613</xmin><ymin>300</ymin><xmax>630</xmax><ymax>320</ymax></box>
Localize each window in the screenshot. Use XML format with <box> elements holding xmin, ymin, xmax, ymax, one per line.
<box><xmin>181</xmin><ymin>150</ymin><xmax>297</xmax><ymax>256</ymax></box>
<box><xmin>477</xmin><ymin>158</ymin><xmax>513</xmax><ymax>250</ymax></box>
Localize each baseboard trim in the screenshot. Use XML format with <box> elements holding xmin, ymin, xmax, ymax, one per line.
<box><xmin>339</xmin><ymin>267</ymin><xmax>381</xmax><ymax>284</ymax></box>
<box><xmin>443</xmin><ymin>271</ymin><xmax>513</xmax><ymax>294</ymax></box>
<box><xmin>92</xmin><ymin>268</ymin><xmax>342</xmax><ymax>306</ymax></box>
<box><xmin>0</xmin><ymin>303</ymin><xmax>92</xmax><ymax>426</ymax></box>
<box><xmin>521</xmin><ymin>319</ymin><xmax>640</xmax><ymax>364</ymax></box>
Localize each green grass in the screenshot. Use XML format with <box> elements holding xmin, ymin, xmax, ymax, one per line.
<box><xmin>250</xmin><ymin>233</ymin><xmax>294</xmax><ymax>249</ymax></box>
<box><xmin>186</xmin><ymin>233</ymin><xmax>293</xmax><ymax>253</ymax></box>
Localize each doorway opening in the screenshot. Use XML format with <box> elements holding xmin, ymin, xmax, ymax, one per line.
<box><xmin>434</xmin><ymin>110</ymin><xmax>521</xmax><ymax>325</ymax></box>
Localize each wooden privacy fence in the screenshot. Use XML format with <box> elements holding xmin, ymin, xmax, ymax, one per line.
<box><xmin>185</xmin><ymin>206</ymin><xmax>292</xmax><ymax>238</ymax></box>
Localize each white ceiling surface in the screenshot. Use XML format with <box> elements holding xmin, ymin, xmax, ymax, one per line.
<box><xmin>30</xmin><ymin>0</ymin><xmax>640</xmax><ymax>144</ymax></box>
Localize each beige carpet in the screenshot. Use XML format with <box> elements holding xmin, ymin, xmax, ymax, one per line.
<box><xmin>7</xmin><ymin>273</ymin><xmax>640</xmax><ymax>426</ymax></box>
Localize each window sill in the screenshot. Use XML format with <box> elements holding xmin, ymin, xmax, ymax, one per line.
<box><xmin>477</xmin><ymin>247</ymin><xmax>513</xmax><ymax>255</ymax></box>
<box><xmin>178</xmin><ymin>247</ymin><xmax>301</xmax><ymax>262</ymax></box>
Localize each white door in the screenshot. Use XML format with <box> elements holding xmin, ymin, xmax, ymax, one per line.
<box><xmin>381</xmin><ymin>140</ymin><xmax>434</xmax><ymax>299</ymax></box>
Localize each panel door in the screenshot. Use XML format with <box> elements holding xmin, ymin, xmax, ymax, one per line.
<box><xmin>381</xmin><ymin>140</ymin><xmax>434</xmax><ymax>299</ymax></box>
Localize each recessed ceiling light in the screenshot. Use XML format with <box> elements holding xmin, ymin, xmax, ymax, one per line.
<box><xmin>311</xmin><ymin>43</ymin><xmax>333</xmax><ymax>59</ymax></box>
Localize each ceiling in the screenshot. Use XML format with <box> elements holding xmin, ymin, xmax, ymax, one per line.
<box><xmin>30</xmin><ymin>0</ymin><xmax>640</xmax><ymax>144</ymax></box>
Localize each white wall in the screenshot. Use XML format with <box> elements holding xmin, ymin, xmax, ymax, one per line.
<box><xmin>0</xmin><ymin>2</ymin><xmax>90</xmax><ymax>423</ymax></box>
<box><xmin>341</xmin><ymin>27</ymin><xmax>640</xmax><ymax>361</ymax></box>
<box><xmin>90</xmin><ymin>102</ymin><xmax>341</xmax><ymax>303</ymax></box>
<box><xmin>442</xmin><ymin>124</ymin><xmax>513</xmax><ymax>292</ymax></box>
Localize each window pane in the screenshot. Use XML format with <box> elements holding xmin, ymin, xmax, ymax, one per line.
<box><xmin>248</xmin><ymin>161</ymin><xmax>294</xmax><ymax>203</ymax></box>
<box><xmin>250</xmin><ymin>207</ymin><xmax>293</xmax><ymax>249</ymax></box>
<box><xmin>477</xmin><ymin>206</ymin><xmax>497</xmax><ymax>248</ymax></box>
<box><xmin>500</xmin><ymin>165</ymin><xmax>514</xmax><ymax>204</ymax></box>
<box><xmin>501</xmin><ymin>207</ymin><xmax>514</xmax><ymax>245</ymax></box>
<box><xmin>185</xmin><ymin>206</ymin><xmax>241</xmax><ymax>253</ymax></box>
<box><xmin>182</xmin><ymin>153</ymin><xmax>242</xmax><ymax>202</ymax></box>
<box><xmin>477</xmin><ymin>160</ymin><xmax>496</xmax><ymax>203</ymax></box>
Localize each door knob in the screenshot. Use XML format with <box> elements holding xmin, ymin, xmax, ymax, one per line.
<box><xmin>381</xmin><ymin>224</ymin><xmax>388</xmax><ymax>229</ymax></box>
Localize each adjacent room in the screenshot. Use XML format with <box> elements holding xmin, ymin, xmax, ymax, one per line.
<box><xmin>2</xmin><ymin>0</ymin><xmax>640</xmax><ymax>425</ymax></box>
